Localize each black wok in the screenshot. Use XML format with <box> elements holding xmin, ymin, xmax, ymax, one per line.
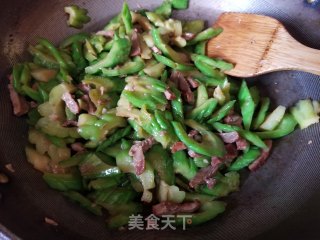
<box><xmin>0</xmin><ymin>0</ymin><xmax>320</xmax><ymax>239</ymax></box>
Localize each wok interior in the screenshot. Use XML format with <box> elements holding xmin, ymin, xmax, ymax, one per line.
<box><xmin>0</xmin><ymin>0</ymin><xmax>320</xmax><ymax>239</ymax></box>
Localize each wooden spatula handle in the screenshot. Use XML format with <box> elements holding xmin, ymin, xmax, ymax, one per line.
<box><xmin>259</xmin><ymin>26</ymin><xmax>320</xmax><ymax>76</ymax></box>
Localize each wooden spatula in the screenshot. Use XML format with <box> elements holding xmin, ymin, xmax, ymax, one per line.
<box><xmin>207</xmin><ymin>13</ymin><xmax>320</xmax><ymax>77</ymax></box>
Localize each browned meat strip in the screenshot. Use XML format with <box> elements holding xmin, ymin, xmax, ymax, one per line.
<box><xmin>188</xmin><ymin>130</ymin><xmax>202</xmax><ymax>142</ymax></box>
<box><xmin>129</xmin><ymin>137</ymin><xmax>155</xmax><ymax>175</ymax></box>
<box><xmin>78</xmin><ymin>83</ymin><xmax>91</xmax><ymax>93</ymax></box>
<box><xmin>30</xmin><ymin>101</ymin><xmax>38</xmax><ymax>108</ymax></box>
<box><xmin>186</xmin><ymin>76</ymin><xmax>199</xmax><ymax>89</ymax></box>
<box><xmin>249</xmin><ymin>140</ymin><xmax>273</xmax><ymax>171</ymax></box>
<box><xmin>223</xmin><ymin>144</ymin><xmax>238</xmax><ymax>162</ymax></box>
<box><xmin>205</xmin><ymin>178</ymin><xmax>217</xmax><ymax>189</ymax></box>
<box><xmin>81</xmin><ymin>95</ymin><xmax>96</xmax><ymax>114</ymax></box>
<box><xmin>236</xmin><ymin>138</ymin><xmax>249</xmax><ymax>151</ymax></box>
<box><xmin>62</xmin><ymin>92</ymin><xmax>80</xmax><ymax>114</ymax></box>
<box><xmin>211</xmin><ymin>156</ymin><xmax>222</xmax><ymax>167</ymax></box>
<box><xmin>179</xmin><ymin>78</ymin><xmax>194</xmax><ymax>104</ymax></box>
<box><xmin>189</xmin><ymin>158</ymin><xmax>222</xmax><ymax>188</ymax></box>
<box><xmin>130</xmin><ymin>31</ymin><xmax>141</xmax><ymax>57</ymax></box>
<box><xmin>71</xmin><ymin>142</ymin><xmax>85</xmax><ymax>152</ymax></box>
<box><xmin>188</xmin><ymin>130</ymin><xmax>199</xmax><ymax>138</ymax></box>
<box><xmin>223</xmin><ymin>112</ymin><xmax>242</xmax><ymax>127</ymax></box>
<box><xmin>151</xmin><ymin>46</ymin><xmax>162</xmax><ymax>54</ymax></box>
<box><xmin>170</xmin><ymin>71</ymin><xmax>194</xmax><ymax>104</ymax></box>
<box><xmin>164</xmin><ymin>89</ymin><xmax>176</xmax><ymax>100</ymax></box>
<box><xmin>171</xmin><ymin>141</ymin><xmax>187</xmax><ymax>153</ymax></box>
<box><xmin>218</xmin><ymin>131</ymin><xmax>240</xmax><ymax>143</ymax></box>
<box><xmin>8</xmin><ymin>76</ymin><xmax>29</xmax><ymax>116</ymax></box>
<box><xmin>62</xmin><ymin>120</ymin><xmax>78</xmax><ymax>127</ymax></box>
<box><xmin>187</xmin><ymin>150</ymin><xmax>202</xmax><ymax>158</ymax></box>
<box><xmin>133</xmin><ymin>24</ymin><xmax>144</xmax><ymax>33</ymax></box>
<box><xmin>153</xmin><ymin>200</ymin><xmax>201</xmax><ymax>216</ymax></box>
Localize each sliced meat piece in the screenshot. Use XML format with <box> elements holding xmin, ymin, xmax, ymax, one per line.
<box><xmin>96</xmin><ymin>30</ymin><xmax>114</xmax><ymax>38</ymax></box>
<box><xmin>151</xmin><ymin>46</ymin><xmax>162</xmax><ymax>54</ymax></box>
<box><xmin>5</xmin><ymin>164</ymin><xmax>15</xmax><ymax>173</ymax></box>
<box><xmin>236</xmin><ymin>138</ymin><xmax>249</xmax><ymax>151</ymax></box>
<box><xmin>62</xmin><ymin>120</ymin><xmax>78</xmax><ymax>127</ymax></box>
<box><xmin>129</xmin><ymin>137</ymin><xmax>155</xmax><ymax>175</ymax></box>
<box><xmin>8</xmin><ymin>77</ymin><xmax>30</xmax><ymax>116</ymax></box>
<box><xmin>130</xmin><ymin>146</ymin><xmax>145</xmax><ymax>175</ymax></box>
<box><xmin>153</xmin><ymin>200</ymin><xmax>201</xmax><ymax>216</ymax></box>
<box><xmin>188</xmin><ymin>130</ymin><xmax>199</xmax><ymax>138</ymax></box>
<box><xmin>44</xmin><ymin>217</ymin><xmax>58</xmax><ymax>226</ymax></box>
<box><xmin>30</xmin><ymin>101</ymin><xmax>38</xmax><ymax>108</ymax></box>
<box><xmin>186</xmin><ymin>76</ymin><xmax>199</xmax><ymax>89</ymax></box>
<box><xmin>62</xmin><ymin>92</ymin><xmax>80</xmax><ymax>114</ymax></box>
<box><xmin>223</xmin><ymin>113</ymin><xmax>243</xmax><ymax>127</ymax></box>
<box><xmin>71</xmin><ymin>142</ymin><xmax>85</xmax><ymax>152</ymax></box>
<box><xmin>188</xmin><ymin>130</ymin><xmax>202</xmax><ymax>142</ymax></box>
<box><xmin>218</xmin><ymin>131</ymin><xmax>240</xmax><ymax>143</ymax></box>
<box><xmin>171</xmin><ymin>141</ymin><xmax>187</xmax><ymax>153</ymax></box>
<box><xmin>211</xmin><ymin>156</ymin><xmax>222</xmax><ymax>167</ymax></box>
<box><xmin>81</xmin><ymin>95</ymin><xmax>96</xmax><ymax>114</ymax></box>
<box><xmin>249</xmin><ymin>140</ymin><xmax>273</xmax><ymax>171</ymax></box>
<box><xmin>130</xmin><ymin>31</ymin><xmax>141</xmax><ymax>57</ymax></box>
<box><xmin>169</xmin><ymin>71</ymin><xmax>182</xmax><ymax>85</ymax></box>
<box><xmin>205</xmin><ymin>178</ymin><xmax>217</xmax><ymax>189</ymax></box>
<box><xmin>211</xmin><ymin>156</ymin><xmax>222</xmax><ymax>165</ymax></box>
<box><xmin>184</xmin><ymin>92</ymin><xmax>194</xmax><ymax>105</ymax></box>
<box><xmin>138</xmin><ymin>137</ymin><xmax>156</xmax><ymax>152</ymax></box>
<box><xmin>170</xmin><ymin>71</ymin><xmax>194</xmax><ymax>104</ymax></box>
<box><xmin>178</xmin><ymin>78</ymin><xmax>194</xmax><ymax>104</ymax></box>
<box><xmin>187</xmin><ymin>150</ymin><xmax>202</xmax><ymax>158</ymax></box>
<box><xmin>182</xmin><ymin>32</ymin><xmax>196</xmax><ymax>41</ymax></box>
<box><xmin>189</xmin><ymin>158</ymin><xmax>222</xmax><ymax>188</ymax></box>
<box><xmin>164</xmin><ymin>89</ymin><xmax>176</xmax><ymax>100</ymax></box>
<box><xmin>222</xmin><ymin>144</ymin><xmax>238</xmax><ymax>163</ymax></box>
<box><xmin>78</xmin><ymin>83</ymin><xmax>91</xmax><ymax>93</ymax></box>
<box><xmin>133</xmin><ymin>24</ymin><xmax>144</xmax><ymax>33</ymax></box>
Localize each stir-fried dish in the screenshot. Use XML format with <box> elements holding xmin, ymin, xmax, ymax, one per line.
<box><xmin>7</xmin><ymin>0</ymin><xmax>320</xmax><ymax>229</ymax></box>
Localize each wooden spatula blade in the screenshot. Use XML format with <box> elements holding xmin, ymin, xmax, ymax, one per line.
<box><xmin>207</xmin><ymin>13</ymin><xmax>320</xmax><ymax>77</ymax></box>
<box><xmin>207</xmin><ymin>13</ymin><xmax>282</xmax><ymax>77</ymax></box>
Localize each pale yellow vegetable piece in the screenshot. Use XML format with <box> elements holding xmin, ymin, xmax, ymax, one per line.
<box><xmin>260</xmin><ymin>105</ymin><xmax>286</xmax><ymax>131</ymax></box>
